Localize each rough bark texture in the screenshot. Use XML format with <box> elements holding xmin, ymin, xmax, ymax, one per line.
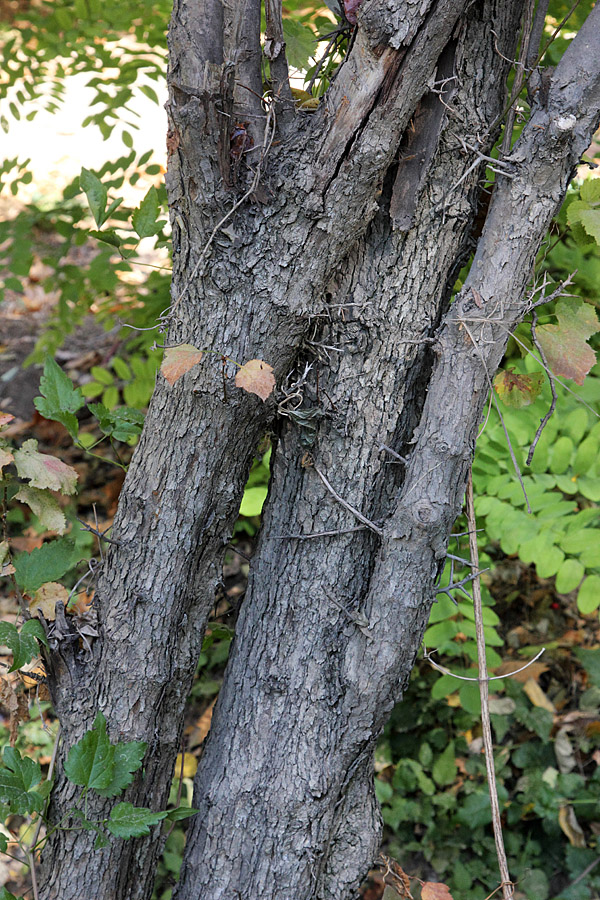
<box><xmin>38</xmin><ymin>1</ymin><xmax>600</xmax><ymax>899</ymax></box>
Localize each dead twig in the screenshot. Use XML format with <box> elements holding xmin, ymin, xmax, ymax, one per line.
<box><xmin>274</xmin><ymin>525</ymin><xmax>367</xmax><ymax>540</ymax></box>
<box><xmin>466</xmin><ymin>470</ymin><xmax>514</xmax><ymax>900</ymax></box>
<box><xmin>312</xmin><ymin>464</ymin><xmax>383</xmax><ymax>536</ymax></box>
<box><xmin>526</xmin><ymin>309</ymin><xmax>558</xmax><ymax>465</ymax></box>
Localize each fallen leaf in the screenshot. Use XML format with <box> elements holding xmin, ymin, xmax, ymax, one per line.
<box><xmin>494</xmin><ymin>368</ymin><xmax>544</xmax><ymax>408</ymax></box>
<box><xmin>558</xmin><ymin>804</ymin><xmax>586</xmax><ymax>847</ymax></box>
<box><xmin>537</xmin><ymin>299</ymin><xmax>599</xmax><ymax>385</ymax></box>
<box><xmin>494</xmin><ymin>660</ymin><xmax>549</xmax><ymax>683</ymax></box>
<box><xmin>161</xmin><ymin>344</ymin><xmax>204</xmax><ymax>385</ymax></box>
<box><xmin>235</xmin><ymin>359</ymin><xmax>275</xmax><ymax>401</ymax></box>
<box><xmin>29</xmin><ymin>582</ymin><xmax>69</xmax><ymax>621</ymax></box>
<box><xmin>523</xmin><ymin>677</ymin><xmax>557</xmax><ymax>713</ymax></box>
<box><xmin>421</xmin><ymin>882</ymin><xmax>454</xmax><ymax>900</ymax></box>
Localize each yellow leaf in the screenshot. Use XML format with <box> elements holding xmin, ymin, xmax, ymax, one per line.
<box><xmin>175</xmin><ymin>752</ymin><xmax>198</xmax><ymax>778</ymax></box>
<box><xmin>523</xmin><ymin>677</ymin><xmax>556</xmax><ymax>713</ymax></box>
<box><xmin>558</xmin><ymin>804</ymin><xmax>586</xmax><ymax>847</ymax></box>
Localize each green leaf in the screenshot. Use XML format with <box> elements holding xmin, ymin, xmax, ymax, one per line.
<box><xmin>432</xmin><ymin>742</ymin><xmax>457</xmax><ymax>787</ymax></box>
<box><xmin>33</xmin><ymin>357</ymin><xmax>85</xmax><ymax>438</ymax></box>
<box><xmin>166</xmin><ymin>805</ymin><xmax>199</xmax><ymax>822</ymax></box>
<box><xmin>132</xmin><ymin>186</ymin><xmax>164</xmax><ymax>238</ymax></box>
<box><xmin>580</xmin><ymin>178</ymin><xmax>600</xmax><ymax>203</ymax></box>
<box><xmin>34</xmin><ymin>357</ymin><xmax>85</xmax><ymax>439</ymax></box>
<box><xmin>579</xmin><ymin>208</ymin><xmax>600</xmax><ymax>244</ymax></box>
<box><xmin>80</xmin><ymin>167</ymin><xmax>108</xmax><ymax>227</ymax></box>
<box><xmin>112</xmin><ymin>357</ymin><xmax>131</xmax><ymax>380</ymax></box>
<box><xmin>90</xmin><ymin>366</ymin><xmax>114</xmax><ymax>386</ymax></box>
<box><xmin>577</xmin><ymin>575</ymin><xmax>600</xmax><ymax>615</ymax></box>
<box><xmin>88</xmin><ymin>404</ymin><xmax>144</xmax><ymax>440</ymax></box>
<box><xmin>0</xmin><ymin>884</ymin><xmax>19</xmax><ymax>899</ymax></box>
<box><xmin>88</xmin><ymin>228</ymin><xmax>122</xmax><ymax>248</ymax></box>
<box><xmin>555</xmin><ymin>558</ymin><xmax>584</xmax><ymax>594</ymax></box>
<box><xmin>13</xmin><ymin>538</ymin><xmax>79</xmax><ymax>594</ymax></box>
<box><xmin>575</xmin><ymin>648</ymin><xmax>600</xmax><ymax>687</ymax></box>
<box><xmin>282</xmin><ymin>19</ymin><xmax>315</xmax><ymax>69</ymax></box>
<box><xmin>95</xmin><ymin>739</ymin><xmax>147</xmax><ymax>799</ymax></box>
<box><xmin>0</xmin><ymin>747</ymin><xmax>43</xmax><ymax>814</ymax></box>
<box><xmin>64</xmin><ymin>711</ymin><xmax>115</xmax><ymax>791</ymax></box>
<box><xmin>106</xmin><ymin>802</ymin><xmax>168</xmax><ymax>838</ymax></box>
<box><xmin>239</xmin><ymin>485</ymin><xmax>268</xmax><ymax>517</ymax></box>
<box><xmin>0</xmin><ymin>619</ymin><xmax>48</xmax><ymax>672</ymax></box>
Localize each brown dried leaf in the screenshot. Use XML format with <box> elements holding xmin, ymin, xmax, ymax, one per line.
<box><xmin>29</xmin><ymin>582</ymin><xmax>69</xmax><ymax>621</ymax></box>
<box><xmin>493</xmin><ymin>660</ymin><xmax>549</xmax><ymax>683</ymax></box>
<box><xmin>421</xmin><ymin>883</ymin><xmax>454</xmax><ymax>900</ymax></box>
<box><xmin>161</xmin><ymin>344</ymin><xmax>204</xmax><ymax>386</ymax></box>
<box><xmin>558</xmin><ymin>804</ymin><xmax>586</xmax><ymax>847</ymax></box>
<box><xmin>0</xmin><ymin>674</ymin><xmax>29</xmax><ymax>745</ymax></box>
<box><xmin>235</xmin><ymin>359</ymin><xmax>275</xmax><ymax>401</ymax></box>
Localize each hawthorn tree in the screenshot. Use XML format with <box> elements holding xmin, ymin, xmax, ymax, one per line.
<box><xmin>34</xmin><ymin>1</ymin><xmax>600</xmax><ymax>899</ymax></box>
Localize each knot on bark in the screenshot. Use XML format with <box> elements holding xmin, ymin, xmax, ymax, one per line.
<box><xmin>412</xmin><ymin>500</ymin><xmax>440</xmax><ymax>525</ymax></box>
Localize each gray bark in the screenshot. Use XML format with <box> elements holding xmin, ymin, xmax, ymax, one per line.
<box><xmin>38</xmin><ymin>1</ymin><xmax>600</xmax><ymax>899</ymax></box>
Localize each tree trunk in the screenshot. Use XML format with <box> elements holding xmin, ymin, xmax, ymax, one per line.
<box><xmin>39</xmin><ymin>1</ymin><xmax>600</xmax><ymax>899</ymax></box>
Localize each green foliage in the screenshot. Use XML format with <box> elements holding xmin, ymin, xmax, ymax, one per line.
<box><xmin>376</xmin><ymin>665</ymin><xmax>600</xmax><ymax>900</ymax></box>
<box><xmin>80</xmin><ymin>354</ymin><xmax>160</xmax><ymax>413</ymax></box>
<box><xmin>473</xmin><ymin>362</ymin><xmax>600</xmax><ymax>618</ymax></box>
<box><xmin>13</xmin><ymin>538</ymin><xmax>79</xmax><ymax>594</ymax></box>
<box><xmin>0</xmin><ymin>620</ymin><xmax>48</xmax><ymax>672</ymax></box>
<box><xmin>64</xmin><ymin>711</ymin><xmax>146</xmax><ymax>797</ymax></box>
<box><xmin>106</xmin><ymin>802</ymin><xmax>168</xmax><ymax>838</ymax></box>
<box><xmin>234</xmin><ymin>446</ymin><xmax>272</xmax><ymax>534</ymax></box>
<box><xmin>0</xmin><ymin>747</ymin><xmax>45</xmax><ymax>815</ymax></box>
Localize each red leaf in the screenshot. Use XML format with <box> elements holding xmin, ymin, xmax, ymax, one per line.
<box><xmin>235</xmin><ymin>359</ymin><xmax>275</xmax><ymax>401</ymax></box>
<box><xmin>161</xmin><ymin>344</ymin><xmax>204</xmax><ymax>386</ymax></box>
<box><xmin>537</xmin><ymin>299</ymin><xmax>598</xmax><ymax>385</ymax></box>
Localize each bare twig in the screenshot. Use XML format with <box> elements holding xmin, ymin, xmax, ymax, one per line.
<box><xmin>378</xmin><ymin>443</ymin><xmax>408</xmax><ymax>464</ymax></box>
<box><xmin>526</xmin><ymin>309</ymin><xmax>558</xmax><ymax>465</ymax></box>
<box><xmin>500</xmin><ymin>0</ymin><xmax>536</xmax><ymax>157</ymax></box>
<box><xmin>312</xmin><ymin>464</ymin><xmax>383</xmax><ymax>536</ymax></box>
<box><xmin>459</xmin><ymin>318</ymin><xmax>531</xmax><ymax>512</ymax></box>
<box><xmin>274</xmin><ymin>525</ymin><xmax>367</xmax><ymax>540</ymax></box>
<box><xmin>466</xmin><ymin>470</ymin><xmax>514</xmax><ymax>900</ymax></box>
